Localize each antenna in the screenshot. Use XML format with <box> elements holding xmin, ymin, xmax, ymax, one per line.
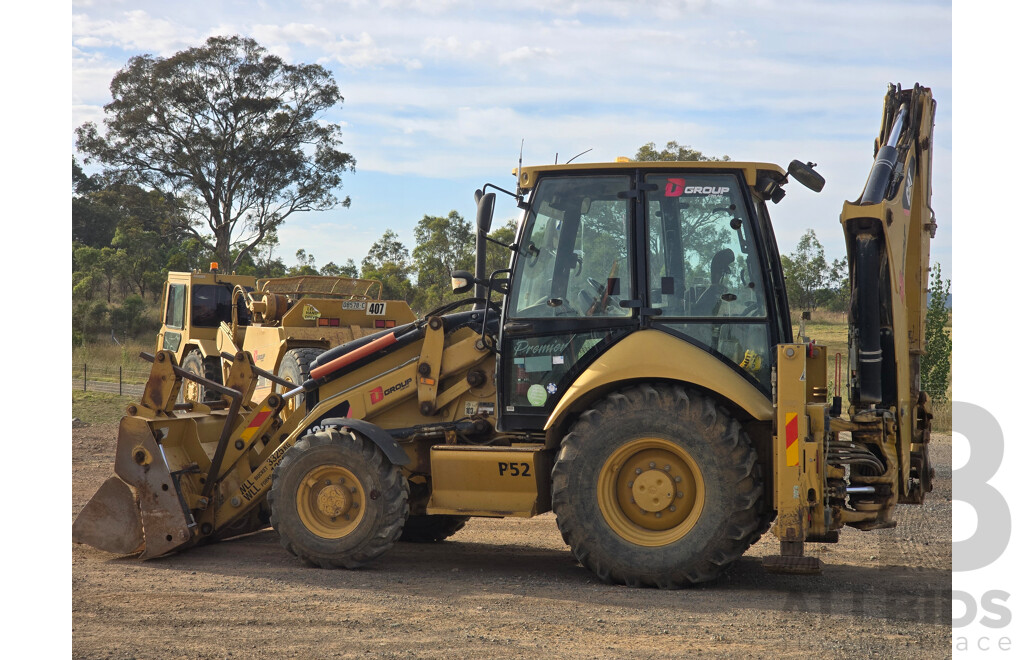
<box><xmin>516</xmin><ymin>139</ymin><xmax>524</xmax><ymax>201</ymax></box>
<box><xmin>565</xmin><ymin>148</ymin><xmax>592</xmax><ymax>164</ymax></box>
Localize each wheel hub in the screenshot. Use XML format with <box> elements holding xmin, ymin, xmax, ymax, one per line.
<box><xmin>631</xmin><ymin>470</ymin><xmax>676</xmax><ymax>513</ymax></box>
<box><xmin>316</xmin><ymin>484</ymin><xmax>352</xmax><ymax>517</ymax></box>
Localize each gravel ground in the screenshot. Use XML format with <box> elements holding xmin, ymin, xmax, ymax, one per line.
<box><xmin>72</xmin><ymin>423</ymin><xmax>952</xmax><ymax>659</ymax></box>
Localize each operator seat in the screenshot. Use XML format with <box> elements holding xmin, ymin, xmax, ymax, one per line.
<box><xmin>692</xmin><ymin>248</ymin><xmax>735</xmax><ymax>316</ymax></box>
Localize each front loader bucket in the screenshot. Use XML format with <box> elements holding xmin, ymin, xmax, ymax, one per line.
<box><xmin>72</xmin><ymin>477</ymin><xmax>144</xmax><ymax>555</ymax></box>
<box><xmin>73</xmin><ymin>415</ymin><xmax>196</xmax><ymax>559</ymax></box>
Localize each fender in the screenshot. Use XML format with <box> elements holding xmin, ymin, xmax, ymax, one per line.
<box><xmin>545</xmin><ymin>330</ymin><xmax>773</xmax><ymax>435</ymax></box>
<box><xmin>320</xmin><ymin>417</ymin><xmax>411</xmax><ymax>466</ymax></box>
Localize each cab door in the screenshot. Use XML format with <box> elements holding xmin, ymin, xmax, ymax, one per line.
<box><xmin>498</xmin><ymin>173</ymin><xmax>641</xmax><ymax>432</ymax></box>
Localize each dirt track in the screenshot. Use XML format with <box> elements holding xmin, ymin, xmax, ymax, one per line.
<box><xmin>72</xmin><ymin>423</ymin><xmax>952</xmax><ymax>659</ymax></box>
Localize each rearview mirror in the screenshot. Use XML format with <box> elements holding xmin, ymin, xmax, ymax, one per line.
<box><xmin>451</xmin><ymin>270</ymin><xmax>476</xmax><ymax>295</ymax></box>
<box><xmin>474</xmin><ymin>190</ymin><xmax>496</xmax><ymax>233</ymax></box>
<box><xmin>788</xmin><ymin>160</ymin><xmax>825</xmax><ymax>192</ymax></box>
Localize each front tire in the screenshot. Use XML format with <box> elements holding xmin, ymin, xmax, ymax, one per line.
<box><xmin>178</xmin><ymin>349</ymin><xmax>221</xmax><ymax>404</ymax></box>
<box><xmin>551</xmin><ymin>384</ymin><xmax>763</xmax><ymax>588</ymax></box>
<box><xmin>278</xmin><ymin>347</ymin><xmax>325</xmax><ymax>417</ymax></box>
<box><xmin>268</xmin><ymin>429</ymin><xmax>409</xmax><ymax>568</ymax></box>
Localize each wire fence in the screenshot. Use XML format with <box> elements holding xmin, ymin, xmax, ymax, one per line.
<box><xmin>71</xmin><ymin>363</ymin><xmax>148</xmax><ymax>398</ymax></box>
<box><xmin>71</xmin><ymin>361</ymin><xmax>952</xmax><ymax>432</ymax></box>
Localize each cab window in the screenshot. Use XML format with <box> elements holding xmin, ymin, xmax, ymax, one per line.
<box><xmin>645</xmin><ymin>173</ymin><xmax>766</xmax><ymax>318</ymax></box>
<box><xmin>165</xmin><ymin>283</ymin><xmax>186</xmax><ymax>329</ymax></box>
<box><xmin>509</xmin><ymin>175</ymin><xmax>633</xmax><ymax>318</ymax></box>
<box><xmin>191</xmin><ymin>284</ymin><xmax>251</xmax><ymax>328</ymax></box>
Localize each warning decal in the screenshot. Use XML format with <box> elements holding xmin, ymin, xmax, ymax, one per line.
<box><xmin>302</xmin><ymin>304</ymin><xmax>321</xmax><ymax>321</ymax></box>
<box><xmin>785</xmin><ymin>412</ymin><xmax>799</xmax><ymax>467</ymax></box>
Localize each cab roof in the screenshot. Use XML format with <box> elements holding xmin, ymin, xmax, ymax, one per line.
<box><xmin>516</xmin><ymin>160</ymin><xmax>786</xmax><ymax>190</ymax></box>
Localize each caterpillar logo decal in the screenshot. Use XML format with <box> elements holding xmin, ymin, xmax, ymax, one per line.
<box><xmin>369</xmin><ymin>378</ymin><xmax>412</xmax><ymax>406</ymax></box>
<box><xmin>302</xmin><ymin>304</ymin><xmax>321</xmax><ymax>321</ymax></box>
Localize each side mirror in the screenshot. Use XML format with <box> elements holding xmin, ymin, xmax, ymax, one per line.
<box><xmin>788</xmin><ymin>160</ymin><xmax>825</xmax><ymax>193</ymax></box>
<box><xmin>474</xmin><ymin>189</ymin><xmax>496</xmax><ymax>233</ymax></box>
<box><xmin>451</xmin><ymin>269</ymin><xmax>476</xmax><ymax>295</ymax></box>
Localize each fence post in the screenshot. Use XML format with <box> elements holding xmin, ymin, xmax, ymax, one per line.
<box><xmin>119</xmin><ymin>366</ymin><xmax>123</xmax><ymax>396</ymax></box>
<box><xmin>83</xmin><ymin>364</ymin><xmax>87</xmax><ymax>392</ymax></box>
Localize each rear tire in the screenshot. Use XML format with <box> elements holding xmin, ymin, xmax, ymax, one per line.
<box><xmin>399</xmin><ymin>515</ymin><xmax>469</xmax><ymax>543</ymax></box>
<box><xmin>269</xmin><ymin>429</ymin><xmax>409</xmax><ymax>568</ymax></box>
<box><xmin>278</xmin><ymin>347</ymin><xmax>325</xmax><ymax>417</ymax></box>
<box><xmin>178</xmin><ymin>349</ymin><xmax>221</xmax><ymax>404</ymax></box>
<box><xmin>551</xmin><ymin>384</ymin><xmax>763</xmax><ymax>588</ymax></box>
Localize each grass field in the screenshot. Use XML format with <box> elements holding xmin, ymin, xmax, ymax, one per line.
<box><xmin>72</xmin><ymin>391</ymin><xmax>136</xmax><ymax>424</ymax></box>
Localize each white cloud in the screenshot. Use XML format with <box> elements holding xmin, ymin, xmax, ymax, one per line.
<box><xmin>423</xmin><ymin>36</ymin><xmax>487</xmax><ymax>59</ymax></box>
<box><xmin>498</xmin><ymin>46</ymin><xmax>555</xmax><ymax>66</ymax></box>
<box><xmin>71</xmin><ymin>10</ymin><xmax>198</xmax><ymax>55</ymax></box>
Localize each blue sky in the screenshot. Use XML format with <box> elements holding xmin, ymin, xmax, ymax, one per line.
<box><xmin>70</xmin><ymin>0</ymin><xmax>952</xmax><ymax>277</ymax></box>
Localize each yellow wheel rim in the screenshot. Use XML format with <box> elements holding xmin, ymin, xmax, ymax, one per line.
<box><xmin>597</xmin><ymin>437</ymin><xmax>705</xmax><ymax>547</ymax></box>
<box><xmin>295</xmin><ymin>464</ymin><xmax>366</xmax><ymax>539</ymax></box>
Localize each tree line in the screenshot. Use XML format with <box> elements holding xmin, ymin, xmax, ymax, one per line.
<box><xmin>72</xmin><ymin>155</ymin><xmax>516</xmax><ymax>344</ymax></box>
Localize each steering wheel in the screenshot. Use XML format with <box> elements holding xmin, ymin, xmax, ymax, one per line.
<box><xmin>586</xmin><ymin>276</ymin><xmax>620</xmax><ymax>315</ymax></box>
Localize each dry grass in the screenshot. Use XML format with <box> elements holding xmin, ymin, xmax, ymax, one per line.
<box><xmin>790</xmin><ymin>311</ymin><xmax>951</xmax><ymax>431</ymax></box>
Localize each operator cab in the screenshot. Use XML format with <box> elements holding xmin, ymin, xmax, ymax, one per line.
<box><xmin>485</xmin><ymin>161</ymin><xmax>808</xmax><ymax>431</ymax></box>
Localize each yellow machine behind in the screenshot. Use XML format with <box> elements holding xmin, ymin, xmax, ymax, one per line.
<box><xmin>73</xmin><ymin>83</ymin><xmax>938</xmax><ymax>587</ymax></box>
<box><xmin>156</xmin><ymin>271</ymin><xmax>416</xmax><ymax>407</ymax></box>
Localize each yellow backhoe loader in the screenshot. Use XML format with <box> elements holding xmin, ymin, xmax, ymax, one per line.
<box><xmin>73</xmin><ymin>83</ymin><xmax>937</xmax><ymax>587</ymax></box>
<box><xmin>155</xmin><ymin>270</ymin><xmax>416</xmax><ymax>409</ymax></box>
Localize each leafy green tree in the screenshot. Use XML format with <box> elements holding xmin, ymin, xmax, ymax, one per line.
<box><xmin>634</xmin><ymin>141</ymin><xmax>731</xmax><ymax>162</ymax></box>
<box><xmin>361</xmin><ymin>229</ymin><xmax>414</xmax><ymax>302</ymax></box>
<box><xmin>819</xmin><ymin>256</ymin><xmax>850</xmax><ymax>313</ymax></box>
<box><xmin>484</xmin><ymin>219</ymin><xmax>518</xmax><ymax>282</ymax></box>
<box><xmin>289</xmin><ymin>249</ymin><xmax>319</xmax><ymax>276</ymax></box>
<box><xmin>412</xmin><ymin>210</ymin><xmax>474</xmax><ymax>310</ymax></box>
<box><xmin>72</xmin><ymin>300</ymin><xmax>110</xmax><ymax>345</ymax></box>
<box><xmin>76</xmin><ymin>35</ymin><xmax>354</xmax><ymax>272</ymax></box>
<box><xmin>782</xmin><ymin>230</ymin><xmax>830</xmax><ymax>312</ymax></box>
<box><xmin>109</xmin><ymin>295</ymin><xmax>149</xmax><ymax>339</ymax></box>
<box><xmin>165</xmin><ymin>237</ymin><xmax>215</xmax><ymax>274</ymax></box>
<box><xmin>73</xmin><ymin>245</ymin><xmax>122</xmax><ymax>303</ymax></box>
<box><xmin>921</xmin><ymin>264</ymin><xmax>952</xmax><ymax>401</ymax></box>
<box><xmin>72</xmin><ymin>156</ymin><xmax>103</xmax><ymax>194</ymax></box>
<box><xmin>321</xmin><ymin>259</ymin><xmax>358</xmax><ymax>278</ymax></box>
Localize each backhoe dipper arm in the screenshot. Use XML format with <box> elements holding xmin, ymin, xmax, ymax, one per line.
<box><xmin>840</xmin><ymin>83</ymin><xmax>936</xmax><ymax>502</ymax></box>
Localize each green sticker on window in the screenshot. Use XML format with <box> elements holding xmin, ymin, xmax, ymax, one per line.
<box><xmin>526</xmin><ymin>384</ymin><xmax>548</xmax><ymax>406</ymax></box>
